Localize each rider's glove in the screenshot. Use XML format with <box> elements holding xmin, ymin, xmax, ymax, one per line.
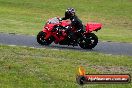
<box><xmin>76</xmin><ymin>29</ymin><xmax>82</xmax><ymax>33</ymax></box>
<box><xmin>65</xmin><ymin>26</ymin><xmax>72</xmax><ymax>33</ymax></box>
<box><xmin>57</xmin><ymin>18</ymin><xmax>62</xmax><ymax>22</ymax></box>
<box><xmin>77</xmin><ymin>29</ymin><xmax>85</xmax><ymax>33</ymax></box>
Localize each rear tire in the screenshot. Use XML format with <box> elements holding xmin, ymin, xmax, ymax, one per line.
<box><xmin>37</xmin><ymin>31</ymin><xmax>53</xmax><ymax>45</ymax></box>
<box><xmin>79</xmin><ymin>33</ymin><xmax>98</xmax><ymax>49</ymax></box>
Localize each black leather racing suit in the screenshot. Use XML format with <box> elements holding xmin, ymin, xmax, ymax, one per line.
<box><xmin>62</xmin><ymin>15</ymin><xmax>85</xmax><ymax>43</ymax></box>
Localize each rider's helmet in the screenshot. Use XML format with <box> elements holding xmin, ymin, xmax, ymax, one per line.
<box><xmin>65</xmin><ymin>8</ymin><xmax>75</xmax><ymax>19</ymax></box>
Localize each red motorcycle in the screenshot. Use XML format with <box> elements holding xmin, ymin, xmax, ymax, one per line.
<box><xmin>37</xmin><ymin>17</ymin><xmax>102</xmax><ymax>49</ymax></box>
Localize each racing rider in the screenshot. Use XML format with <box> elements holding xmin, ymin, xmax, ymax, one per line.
<box><xmin>61</xmin><ymin>8</ymin><xmax>85</xmax><ymax>45</ymax></box>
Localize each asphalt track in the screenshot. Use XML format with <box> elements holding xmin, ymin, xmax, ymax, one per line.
<box><xmin>0</xmin><ymin>33</ymin><xmax>132</xmax><ymax>56</ymax></box>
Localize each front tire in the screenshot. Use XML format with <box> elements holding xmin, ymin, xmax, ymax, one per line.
<box><xmin>37</xmin><ymin>31</ymin><xmax>53</xmax><ymax>45</ymax></box>
<box><xmin>79</xmin><ymin>33</ymin><xmax>98</xmax><ymax>49</ymax></box>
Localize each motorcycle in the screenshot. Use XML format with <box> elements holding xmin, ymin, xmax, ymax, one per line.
<box><xmin>37</xmin><ymin>17</ymin><xmax>102</xmax><ymax>49</ymax></box>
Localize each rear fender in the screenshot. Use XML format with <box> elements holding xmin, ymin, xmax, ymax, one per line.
<box><xmin>85</xmin><ymin>23</ymin><xmax>102</xmax><ymax>32</ymax></box>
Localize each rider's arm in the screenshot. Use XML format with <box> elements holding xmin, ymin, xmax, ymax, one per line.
<box><xmin>70</xmin><ymin>17</ymin><xmax>85</xmax><ymax>33</ymax></box>
<box><xmin>61</xmin><ymin>17</ymin><xmax>68</xmax><ymax>20</ymax></box>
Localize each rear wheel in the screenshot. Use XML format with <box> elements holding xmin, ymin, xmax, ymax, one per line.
<box><xmin>79</xmin><ymin>33</ymin><xmax>98</xmax><ymax>49</ymax></box>
<box><xmin>37</xmin><ymin>31</ymin><xmax>54</xmax><ymax>45</ymax></box>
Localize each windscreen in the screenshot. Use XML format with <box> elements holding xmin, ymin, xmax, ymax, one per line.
<box><xmin>48</xmin><ymin>17</ymin><xmax>60</xmax><ymax>24</ymax></box>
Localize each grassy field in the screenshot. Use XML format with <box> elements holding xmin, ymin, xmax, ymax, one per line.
<box><xmin>0</xmin><ymin>45</ymin><xmax>132</xmax><ymax>88</ymax></box>
<box><xmin>0</xmin><ymin>0</ymin><xmax>132</xmax><ymax>42</ymax></box>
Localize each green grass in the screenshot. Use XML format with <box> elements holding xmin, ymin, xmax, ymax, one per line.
<box><xmin>0</xmin><ymin>0</ymin><xmax>132</xmax><ymax>42</ymax></box>
<box><xmin>0</xmin><ymin>45</ymin><xmax>132</xmax><ymax>88</ymax></box>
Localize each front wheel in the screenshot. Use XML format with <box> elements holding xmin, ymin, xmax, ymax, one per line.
<box><xmin>37</xmin><ymin>31</ymin><xmax>54</xmax><ymax>45</ymax></box>
<box><xmin>79</xmin><ymin>33</ymin><xmax>98</xmax><ymax>49</ymax></box>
